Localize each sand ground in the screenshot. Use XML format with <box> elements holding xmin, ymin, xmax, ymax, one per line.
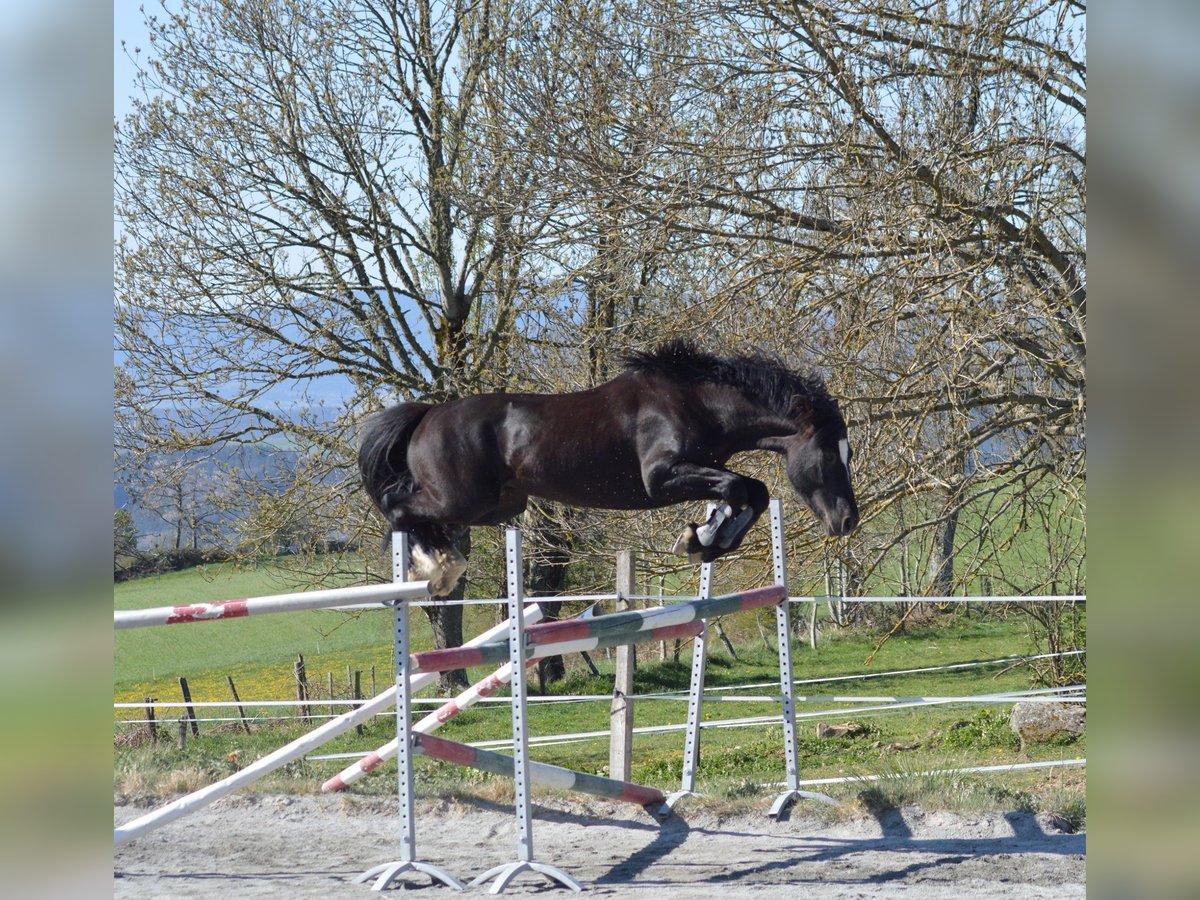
<box><xmin>114</xmin><ymin>793</ymin><xmax>1085</xmax><ymax>897</ymax></box>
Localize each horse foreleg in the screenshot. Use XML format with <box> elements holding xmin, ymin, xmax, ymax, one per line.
<box><xmin>712</xmin><ymin>478</ymin><xmax>770</xmax><ymax>555</ymax></box>
<box><xmin>642</xmin><ymin>460</ymin><xmax>768</xmax><ymax>562</ymax></box>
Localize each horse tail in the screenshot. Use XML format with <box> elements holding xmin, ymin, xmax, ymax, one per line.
<box><xmin>358</xmin><ymin>401</ymin><xmax>433</xmax><ymax>513</ymax></box>
<box><xmin>358</xmin><ymin>403</ymin><xmax>467</xmax><ymax>595</ymax></box>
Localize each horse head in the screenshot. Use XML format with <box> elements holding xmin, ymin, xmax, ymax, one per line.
<box><xmin>784</xmin><ymin>411</ymin><xmax>860</xmax><ymax>537</ymax></box>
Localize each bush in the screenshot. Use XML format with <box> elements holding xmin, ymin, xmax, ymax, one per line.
<box><xmin>937</xmin><ymin>709</ymin><xmax>1021</xmax><ymax>752</ymax></box>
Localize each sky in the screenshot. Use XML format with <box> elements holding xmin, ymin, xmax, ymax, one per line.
<box><xmin>114</xmin><ymin>2</ymin><xmax>151</xmax><ymax>123</ymax></box>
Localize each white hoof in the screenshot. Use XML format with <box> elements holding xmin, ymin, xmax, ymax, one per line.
<box><xmin>409</xmin><ymin>545</ymin><xmax>468</xmax><ymax>597</ymax></box>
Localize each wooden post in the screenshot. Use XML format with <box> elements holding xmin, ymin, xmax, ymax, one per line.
<box><xmin>609</xmin><ymin>551</ymin><xmax>635</xmax><ymax>782</ymax></box>
<box><xmin>295</xmin><ymin>654</ymin><xmax>311</xmax><ymax>722</ymax></box>
<box><xmin>144</xmin><ymin>697</ymin><xmax>157</xmax><ymax>744</ymax></box>
<box><xmin>226</xmin><ymin>675</ymin><xmax>251</xmax><ymax>734</ymax></box>
<box><xmin>178</xmin><ymin>677</ymin><xmax>199</xmax><ymax>737</ymax></box>
<box><xmin>658</xmin><ymin>579</ymin><xmax>667</xmax><ymax>661</ymax></box>
<box><xmin>177</xmin><ymin>716</ymin><xmax>188</xmax><ymax>750</ymax></box>
<box><xmin>327</xmin><ymin>671</ymin><xmax>335</xmax><ymax>719</ymax></box>
<box><xmin>353</xmin><ymin>669</ymin><xmax>363</xmax><ymax>736</ymax></box>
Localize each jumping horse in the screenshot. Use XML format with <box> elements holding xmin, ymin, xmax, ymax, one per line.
<box><xmin>359</xmin><ymin>340</ymin><xmax>859</xmax><ymax>595</ymax></box>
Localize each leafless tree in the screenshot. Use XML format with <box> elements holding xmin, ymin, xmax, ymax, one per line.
<box><xmin>116</xmin><ymin>0</ymin><xmax>556</xmax><ymax>687</ymax></box>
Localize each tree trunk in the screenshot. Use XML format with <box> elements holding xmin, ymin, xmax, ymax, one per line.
<box><xmin>927</xmin><ymin>449</ymin><xmax>968</xmax><ymax>596</ymax></box>
<box><xmin>526</xmin><ymin>511</ymin><xmax>572</xmax><ymax>684</ymax></box>
<box><xmin>927</xmin><ymin>504</ymin><xmax>960</xmax><ymax>597</ymax></box>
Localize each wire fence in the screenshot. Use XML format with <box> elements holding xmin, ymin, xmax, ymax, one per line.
<box><xmin>114</xmin><ymin>650</ymin><xmax>1086</xmax><ymax>729</ymax></box>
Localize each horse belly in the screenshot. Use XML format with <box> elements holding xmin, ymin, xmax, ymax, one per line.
<box><xmin>514</xmin><ymin>442</ymin><xmax>654</xmax><ymax>510</ymax></box>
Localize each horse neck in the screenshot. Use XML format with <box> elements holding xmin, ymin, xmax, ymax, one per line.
<box><xmin>706</xmin><ymin>388</ymin><xmax>802</xmax><ymax>453</ymax></box>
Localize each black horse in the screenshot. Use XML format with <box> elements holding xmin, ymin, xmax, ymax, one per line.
<box><xmin>359</xmin><ymin>340</ymin><xmax>859</xmax><ymax>595</ymax></box>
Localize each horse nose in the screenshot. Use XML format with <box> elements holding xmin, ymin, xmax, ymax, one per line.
<box><xmin>839</xmin><ymin>511</ymin><xmax>858</xmax><ymax>534</ymax></box>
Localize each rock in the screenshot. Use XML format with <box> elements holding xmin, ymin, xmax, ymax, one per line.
<box><xmin>816</xmin><ymin>722</ymin><xmax>867</xmax><ymax>739</ymax></box>
<box><xmin>1009</xmin><ymin>701</ymin><xmax>1085</xmax><ymax>748</ymax></box>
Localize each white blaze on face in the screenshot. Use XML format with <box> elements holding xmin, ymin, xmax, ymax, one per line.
<box><xmin>838</xmin><ymin>438</ymin><xmax>851</xmax><ymax>480</ymax></box>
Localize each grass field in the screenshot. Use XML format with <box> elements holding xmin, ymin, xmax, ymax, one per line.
<box><xmin>114</xmin><ymin>559</ymin><xmax>1084</xmax><ymax>823</ymax></box>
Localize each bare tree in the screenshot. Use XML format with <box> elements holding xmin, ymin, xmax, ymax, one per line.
<box><xmin>498</xmin><ymin>0</ymin><xmax>1084</xmax><ymax>604</ymax></box>
<box><xmin>116</xmin><ymin>0</ymin><xmax>554</xmax><ymax>688</ymax></box>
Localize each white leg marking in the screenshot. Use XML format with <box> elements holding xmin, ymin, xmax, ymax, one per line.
<box><xmin>409</xmin><ymin>544</ymin><xmax>468</xmax><ymax>596</ymax></box>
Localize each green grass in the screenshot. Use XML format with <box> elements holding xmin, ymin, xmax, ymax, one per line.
<box><xmin>115</xmin><ymin>559</ymin><xmax>501</xmax><ymax>702</ymax></box>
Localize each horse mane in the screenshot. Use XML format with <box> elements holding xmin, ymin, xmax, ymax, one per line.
<box><xmin>621</xmin><ymin>339</ymin><xmax>839</xmax><ymax>424</ymax></box>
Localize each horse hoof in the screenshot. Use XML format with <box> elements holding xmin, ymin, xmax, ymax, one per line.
<box><xmin>672</xmin><ymin>526</ymin><xmax>698</xmax><ymax>557</ymax></box>
<box><xmin>716</xmin><ymin>506</ymin><xmax>755</xmax><ymax>549</ymax></box>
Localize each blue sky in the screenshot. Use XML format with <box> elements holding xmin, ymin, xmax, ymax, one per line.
<box><xmin>113</xmin><ymin>3</ymin><xmax>150</xmax><ymax>123</ymax></box>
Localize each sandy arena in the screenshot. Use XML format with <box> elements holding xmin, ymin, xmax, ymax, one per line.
<box><xmin>114</xmin><ymin>793</ymin><xmax>1085</xmax><ymax>897</ymax></box>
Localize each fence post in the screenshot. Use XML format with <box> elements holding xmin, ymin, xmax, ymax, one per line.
<box><xmin>226</xmin><ymin>675</ymin><xmax>251</xmax><ymax>734</ymax></box>
<box><xmin>354</xmin><ymin>669</ymin><xmax>364</xmax><ymax>736</ymax></box>
<box><xmin>144</xmin><ymin>696</ymin><xmax>157</xmax><ymax>744</ymax></box>
<box><xmin>295</xmin><ymin>655</ymin><xmax>310</xmax><ymax>722</ymax></box>
<box><xmin>178</xmin><ymin>677</ymin><xmax>199</xmax><ymax>737</ymax></box>
<box><xmin>610</xmin><ymin>551</ymin><xmax>636</xmax><ymax>783</ymax></box>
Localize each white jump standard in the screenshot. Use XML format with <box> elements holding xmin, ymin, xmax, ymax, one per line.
<box><xmin>354</xmin><ymin>532</ymin><xmax>463</xmax><ymax>892</ymax></box>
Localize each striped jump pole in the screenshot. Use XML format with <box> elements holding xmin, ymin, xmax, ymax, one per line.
<box><xmin>409</xmin><ymin>584</ymin><xmax>785</xmax><ymax>676</ymax></box>
<box><xmin>113</xmin><ymin>580</ymin><xmax>432</xmax><ymax>629</ymax></box>
<box><xmin>323</xmin><ymin>615</ymin><xmax>708</xmax><ymax>793</ymax></box>
<box><xmin>414</xmin><ymin>733</ymin><xmax>670</xmax><ymax>817</ymax></box>
<box><xmin>114</xmin><ymin>603</ymin><xmax>543</xmax><ymax>847</ymax></box>
<box><xmin>323</xmin><ymin>655</ymin><xmax>539</xmax><ymax>793</ymax></box>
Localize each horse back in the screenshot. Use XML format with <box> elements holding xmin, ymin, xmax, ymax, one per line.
<box><xmin>409</xmin><ymin>376</ymin><xmax>691</xmax><ymax>510</ymax></box>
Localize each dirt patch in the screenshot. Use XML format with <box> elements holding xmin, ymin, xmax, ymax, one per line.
<box><xmin>114</xmin><ymin>793</ymin><xmax>1084</xmax><ymax>898</ymax></box>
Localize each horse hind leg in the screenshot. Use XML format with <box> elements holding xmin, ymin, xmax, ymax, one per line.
<box><xmin>408</xmin><ymin>524</ymin><xmax>467</xmax><ymax>597</ymax></box>
<box><xmin>380</xmin><ymin>492</ymin><xmax>467</xmax><ymax>597</ymax></box>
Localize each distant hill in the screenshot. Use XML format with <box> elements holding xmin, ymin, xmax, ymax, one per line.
<box><xmin>114</xmin><ymin>444</ymin><xmax>301</xmax><ymax>548</ymax></box>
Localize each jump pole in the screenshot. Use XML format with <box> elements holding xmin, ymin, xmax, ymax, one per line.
<box><xmin>414</xmin><ymin>733</ymin><xmax>671</xmax><ymax>815</ymax></box>
<box><xmin>355</xmin><ymin>532</ymin><xmax>464</xmax><ymax>891</ymax></box>
<box><xmin>114</xmin><ymin>597</ymin><xmax>543</xmax><ymax>847</ymax></box>
<box><xmin>114</xmin><ymin>580</ymin><xmax>432</xmax><ymax>629</ymax></box>
<box><xmin>324</xmin><ymin>616</ymin><xmax>705</xmax><ymax>793</ymax></box>
<box><xmin>324</xmin><ymin>655</ymin><xmax>540</xmax><ymax>793</ymax></box>
<box><xmin>408</xmin><ymin>584</ymin><xmax>786</xmax><ymax>676</ymax></box>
